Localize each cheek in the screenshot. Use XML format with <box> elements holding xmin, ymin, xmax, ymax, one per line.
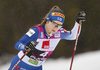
<box><xmin>47</xmin><ymin>24</ymin><xmax>53</xmax><ymax>31</ymax></box>
<box><xmin>49</xmin><ymin>24</ymin><xmax>53</xmax><ymax>29</ymax></box>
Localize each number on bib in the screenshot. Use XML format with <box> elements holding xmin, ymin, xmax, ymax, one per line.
<box><xmin>40</xmin><ymin>52</ymin><xmax>49</xmax><ymax>57</ymax></box>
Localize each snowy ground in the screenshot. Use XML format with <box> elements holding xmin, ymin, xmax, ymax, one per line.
<box><xmin>0</xmin><ymin>50</ymin><xmax>100</xmax><ymax>70</ymax></box>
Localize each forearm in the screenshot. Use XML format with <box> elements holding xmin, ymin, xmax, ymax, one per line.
<box><xmin>15</xmin><ymin>41</ymin><xmax>26</xmax><ymax>51</ymax></box>
<box><xmin>69</xmin><ymin>21</ymin><xmax>81</xmax><ymax>40</ymax></box>
<box><xmin>15</xmin><ymin>35</ymin><xmax>30</xmax><ymax>50</ymax></box>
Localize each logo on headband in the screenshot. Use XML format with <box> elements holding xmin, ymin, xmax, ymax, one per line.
<box><xmin>52</xmin><ymin>12</ymin><xmax>65</xmax><ymax>19</ymax></box>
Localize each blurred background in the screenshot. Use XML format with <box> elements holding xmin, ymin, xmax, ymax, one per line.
<box><xmin>0</xmin><ymin>0</ymin><xmax>100</xmax><ymax>62</ymax></box>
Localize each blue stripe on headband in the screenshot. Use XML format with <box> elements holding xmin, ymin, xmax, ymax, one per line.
<box><xmin>47</xmin><ymin>12</ymin><xmax>65</xmax><ymax>23</ymax></box>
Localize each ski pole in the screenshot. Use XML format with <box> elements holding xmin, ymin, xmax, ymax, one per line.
<box><xmin>69</xmin><ymin>11</ymin><xmax>86</xmax><ymax>70</ymax></box>
<box><xmin>69</xmin><ymin>21</ymin><xmax>81</xmax><ymax>70</ymax></box>
<box><xmin>11</xmin><ymin>48</ymin><xmax>31</xmax><ymax>70</ymax></box>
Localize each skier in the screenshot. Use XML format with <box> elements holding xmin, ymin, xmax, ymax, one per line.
<box><xmin>8</xmin><ymin>6</ymin><xmax>86</xmax><ymax>70</ymax></box>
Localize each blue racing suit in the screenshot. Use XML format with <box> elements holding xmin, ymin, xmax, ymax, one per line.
<box><xmin>8</xmin><ymin>22</ymin><xmax>81</xmax><ymax>70</ymax></box>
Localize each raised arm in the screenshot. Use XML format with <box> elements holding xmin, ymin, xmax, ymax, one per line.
<box><xmin>61</xmin><ymin>11</ymin><xmax>86</xmax><ymax>40</ymax></box>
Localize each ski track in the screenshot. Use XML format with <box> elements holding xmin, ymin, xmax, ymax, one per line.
<box><xmin>0</xmin><ymin>50</ymin><xmax>100</xmax><ymax>70</ymax></box>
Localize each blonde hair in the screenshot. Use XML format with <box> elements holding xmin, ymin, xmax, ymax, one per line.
<box><xmin>38</xmin><ymin>6</ymin><xmax>64</xmax><ymax>26</ymax></box>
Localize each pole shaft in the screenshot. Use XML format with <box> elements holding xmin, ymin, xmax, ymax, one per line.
<box><xmin>11</xmin><ymin>49</ymin><xmax>31</xmax><ymax>70</ymax></box>
<box><xmin>69</xmin><ymin>22</ymin><xmax>81</xmax><ymax>70</ymax></box>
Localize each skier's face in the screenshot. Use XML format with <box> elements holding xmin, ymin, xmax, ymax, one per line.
<box><xmin>45</xmin><ymin>21</ymin><xmax>63</xmax><ymax>34</ymax></box>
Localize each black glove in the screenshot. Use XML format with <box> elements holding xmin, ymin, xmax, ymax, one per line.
<box><xmin>25</xmin><ymin>41</ymin><xmax>38</xmax><ymax>51</ymax></box>
<box><xmin>76</xmin><ymin>11</ymin><xmax>86</xmax><ymax>23</ymax></box>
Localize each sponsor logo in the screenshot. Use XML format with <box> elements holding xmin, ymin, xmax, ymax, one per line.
<box><xmin>28</xmin><ymin>59</ymin><xmax>38</xmax><ymax>65</ymax></box>
<box><xmin>52</xmin><ymin>13</ymin><xmax>65</xmax><ymax>19</ymax></box>
<box><xmin>26</xmin><ymin>29</ymin><xmax>35</xmax><ymax>37</ymax></box>
<box><xmin>42</xmin><ymin>40</ymin><xmax>50</xmax><ymax>49</ymax></box>
<box><xmin>55</xmin><ymin>31</ymin><xmax>60</xmax><ymax>37</ymax></box>
<box><xmin>18</xmin><ymin>43</ymin><xmax>25</xmax><ymax>49</ymax></box>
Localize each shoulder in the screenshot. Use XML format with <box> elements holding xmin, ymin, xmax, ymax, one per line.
<box><xmin>26</xmin><ymin>27</ymin><xmax>39</xmax><ymax>37</ymax></box>
<box><xmin>31</xmin><ymin>26</ymin><xmax>39</xmax><ymax>31</ymax></box>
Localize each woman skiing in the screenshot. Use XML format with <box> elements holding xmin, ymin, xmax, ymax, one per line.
<box><xmin>9</xmin><ymin>6</ymin><xmax>86</xmax><ymax>70</ymax></box>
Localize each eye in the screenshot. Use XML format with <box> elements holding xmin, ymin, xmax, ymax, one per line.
<box><xmin>52</xmin><ymin>22</ymin><xmax>62</xmax><ymax>28</ymax></box>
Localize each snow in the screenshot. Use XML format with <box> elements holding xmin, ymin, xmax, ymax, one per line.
<box><xmin>0</xmin><ymin>50</ymin><xmax>100</xmax><ymax>70</ymax></box>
